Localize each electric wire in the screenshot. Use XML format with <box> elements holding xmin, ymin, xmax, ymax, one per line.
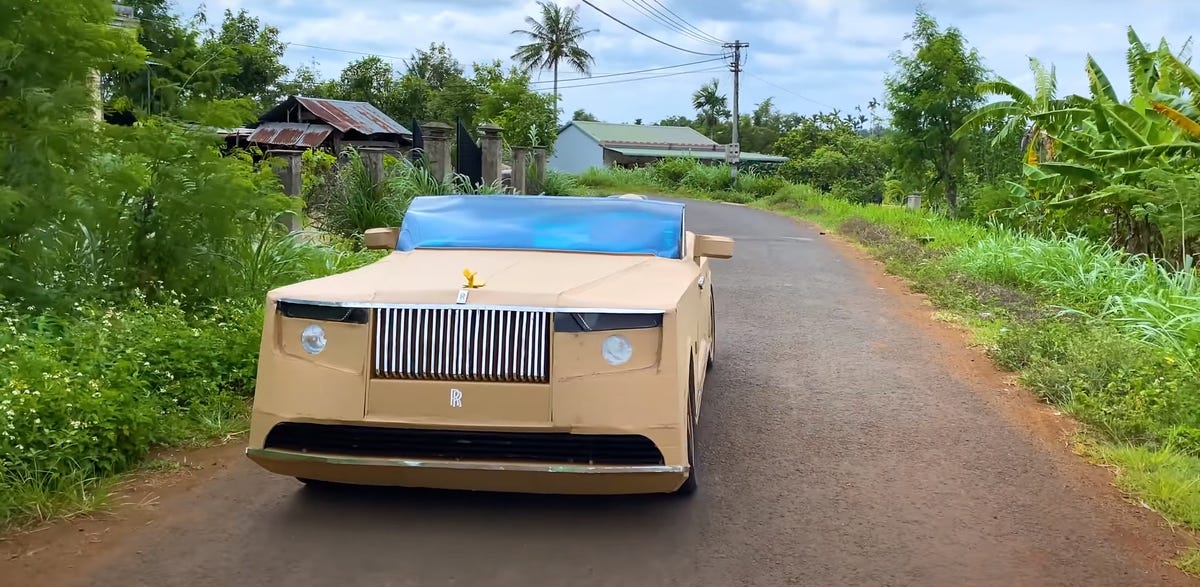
<box><xmin>645</xmin><ymin>0</ymin><xmax>728</xmax><ymax>45</ymax></box>
<box><xmin>579</xmin><ymin>0</ymin><xmax>725</xmax><ymax>57</ymax></box>
<box><xmin>618</xmin><ymin>0</ymin><xmax>724</xmax><ymax>47</ymax></box>
<box><xmin>551</xmin><ymin>66</ymin><xmax>726</xmax><ymax>90</ymax></box>
<box><xmin>746</xmin><ymin>72</ymin><xmax>838</xmax><ymax>110</ymax></box>
<box><xmin>528</xmin><ymin>57</ymin><xmax>725</xmax><ymax>85</ymax></box>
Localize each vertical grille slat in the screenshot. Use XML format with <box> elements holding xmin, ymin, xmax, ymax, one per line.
<box><xmin>372</xmin><ymin>307</ymin><xmax>551</xmax><ymax>383</ymax></box>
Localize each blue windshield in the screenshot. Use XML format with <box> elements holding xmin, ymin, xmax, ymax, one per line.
<box><xmin>396</xmin><ymin>195</ymin><xmax>685</xmax><ymax>259</ymax></box>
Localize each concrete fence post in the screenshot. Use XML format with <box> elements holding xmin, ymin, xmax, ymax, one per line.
<box><xmin>478</xmin><ymin>123</ymin><xmax>503</xmax><ymax>187</ymax></box>
<box><xmin>267</xmin><ymin>149</ymin><xmax>303</xmax><ymax>232</ymax></box>
<box><xmin>530</xmin><ymin>147</ymin><xmax>547</xmax><ymax>194</ymax></box>
<box><xmin>360</xmin><ymin>147</ymin><xmax>387</xmax><ymax>190</ymax></box>
<box><xmin>419</xmin><ymin>122</ymin><xmax>453</xmax><ymax>182</ymax></box>
<box><xmin>510</xmin><ymin>147</ymin><xmax>530</xmax><ymax>194</ymax></box>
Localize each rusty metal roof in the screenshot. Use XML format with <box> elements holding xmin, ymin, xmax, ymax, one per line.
<box><xmin>248</xmin><ymin>122</ymin><xmax>334</xmax><ymax>148</ymax></box>
<box><xmin>260</xmin><ymin>96</ymin><xmax>412</xmax><ymax>138</ymax></box>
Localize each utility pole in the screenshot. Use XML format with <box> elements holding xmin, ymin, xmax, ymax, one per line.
<box><xmin>723</xmin><ymin>40</ymin><xmax>748</xmax><ymax>179</ymax></box>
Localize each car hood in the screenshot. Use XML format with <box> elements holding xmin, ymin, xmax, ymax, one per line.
<box><xmin>268</xmin><ymin>248</ymin><xmax>696</xmax><ymax>310</ymax></box>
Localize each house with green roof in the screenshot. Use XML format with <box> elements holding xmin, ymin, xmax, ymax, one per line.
<box><xmin>549</xmin><ymin>120</ymin><xmax>788</xmax><ymax>174</ymax></box>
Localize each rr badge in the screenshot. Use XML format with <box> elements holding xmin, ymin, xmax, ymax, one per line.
<box><xmin>450</xmin><ymin>388</ymin><xmax>463</xmax><ymax>408</ymax></box>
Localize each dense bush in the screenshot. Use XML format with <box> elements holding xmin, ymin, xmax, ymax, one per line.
<box><xmin>993</xmin><ymin>320</ymin><xmax>1200</xmax><ymax>454</ymax></box>
<box><xmin>0</xmin><ymin>297</ymin><xmax>261</xmax><ymax>517</ymax></box>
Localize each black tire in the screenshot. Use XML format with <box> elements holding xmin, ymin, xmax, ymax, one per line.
<box><xmin>706</xmin><ymin>292</ymin><xmax>716</xmax><ymax>372</ymax></box>
<box><xmin>296</xmin><ymin>477</ymin><xmax>339</xmax><ymax>490</ymax></box>
<box><xmin>675</xmin><ymin>371</ymin><xmax>699</xmax><ymax>496</ymax></box>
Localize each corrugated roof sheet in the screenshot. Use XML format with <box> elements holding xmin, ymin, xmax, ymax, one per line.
<box><xmin>248</xmin><ymin>122</ymin><xmax>334</xmax><ymax>148</ymax></box>
<box><xmin>293</xmin><ymin>96</ymin><xmax>411</xmax><ymax>137</ymax></box>
<box><xmin>568</xmin><ymin>120</ymin><xmax>716</xmax><ymax>147</ymax></box>
<box><xmin>607</xmin><ymin>146</ymin><xmax>789</xmax><ymax>163</ymax></box>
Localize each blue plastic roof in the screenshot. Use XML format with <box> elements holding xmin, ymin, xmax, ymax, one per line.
<box><xmin>396</xmin><ymin>195</ymin><xmax>685</xmax><ymax>259</ymax></box>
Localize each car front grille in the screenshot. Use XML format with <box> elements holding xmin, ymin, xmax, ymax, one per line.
<box><xmin>263</xmin><ymin>423</ymin><xmax>665</xmax><ymax>466</ymax></box>
<box><xmin>373</xmin><ymin>307</ymin><xmax>551</xmax><ymax>383</ymax></box>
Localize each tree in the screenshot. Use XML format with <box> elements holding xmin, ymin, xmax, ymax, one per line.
<box><xmin>884</xmin><ymin>8</ymin><xmax>986</xmax><ymax>213</ymax></box>
<box><xmin>511</xmin><ymin>0</ymin><xmax>596</xmax><ymax>113</ymax></box>
<box><xmin>1</xmin><ymin>0</ymin><xmax>146</xmax><ymax>296</ymax></box>
<box><xmin>405</xmin><ymin>42</ymin><xmax>465</xmax><ymax>89</ymax></box>
<box><xmin>201</xmin><ymin>9</ymin><xmax>289</xmax><ymax>107</ymax></box>
<box><xmin>692</xmin><ymin>78</ymin><xmax>730</xmax><ymax>138</ymax></box>
<box><xmin>572</xmin><ymin>108</ymin><xmax>598</xmax><ymax>121</ymax></box>
<box><xmin>473</xmin><ymin>61</ymin><xmax>558</xmax><ymax>148</ymax></box>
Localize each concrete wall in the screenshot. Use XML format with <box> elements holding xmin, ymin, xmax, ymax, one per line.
<box><xmin>548</xmin><ymin>124</ymin><xmax>604</xmax><ymax>174</ymax></box>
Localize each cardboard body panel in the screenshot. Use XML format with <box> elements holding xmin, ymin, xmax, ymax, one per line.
<box><xmin>366</xmin><ymin>380</ymin><xmax>552</xmax><ymax>425</ymax></box>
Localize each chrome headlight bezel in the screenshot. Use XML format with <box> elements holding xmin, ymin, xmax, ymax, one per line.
<box><xmin>300</xmin><ymin>323</ymin><xmax>327</xmax><ymax>354</ymax></box>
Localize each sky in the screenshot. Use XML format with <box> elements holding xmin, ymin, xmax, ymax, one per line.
<box><xmin>170</xmin><ymin>0</ymin><xmax>1200</xmax><ymax>125</ymax></box>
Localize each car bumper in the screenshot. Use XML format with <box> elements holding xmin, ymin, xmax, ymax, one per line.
<box><xmin>245</xmin><ymin>448</ymin><xmax>690</xmax><ymax>495</ymax></box>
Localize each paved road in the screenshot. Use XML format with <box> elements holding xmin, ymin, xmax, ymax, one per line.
<box><xmin>28</xmin><ymin>200</ymin><xmax>1193</xmax><ymax>586</ymax></box>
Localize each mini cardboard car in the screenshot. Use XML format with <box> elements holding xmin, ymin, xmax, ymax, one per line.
<box><xmin>245</xmin><ymin>194</ymin><xmax>734</xmax><ymax>495</ymax></box>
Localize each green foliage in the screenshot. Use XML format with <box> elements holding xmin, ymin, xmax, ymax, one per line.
<box><xmin>0</xmin><ymin>296</ymin><xmax>261</xmax><ymax>525</ymax></box>
<box><xmin>772</xmin><ymin>111</ymin><xmax>889</xmax><ymax>204</ymax></box>
<box><xmin>734</xmin><ymin>171</ymin><xmax>787</xmax><ymax>199</ymax></box>
<box><xmin>692</xmin><ymin>78</ymin><xmax>730</xmax><ymax>138</ymax></box>
<box><xmin>884</xmin><ymin>8</ymin><xmax>986</xmax><ymax>213</ymax></box>
<box><xmin>540</xmin><ymin>170</ymin><xmax>582</xmax><ymax>196</ymax></box>
<box><xmin>959</xmin><ymin>27</ymin><xmax>1200</xmax><ymax>265</ymax></box>
<box><xmin>0</xmin><ymin>0</ymin><xmax>145</xmax><ymax>281</ymax></box>
<box><xmin>200</xmin><ymin>9</ymin><xmax>289</xmax><ymax>107</ymax></box>
<box><xmin>474</xmin><ymin>61</ymin><xmax>557</xmax><ymax>148</ymax></box>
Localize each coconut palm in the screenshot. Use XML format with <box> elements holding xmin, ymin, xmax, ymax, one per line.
<box><xmin>511</xmin><ymin>1</ymin><xmax>596</xmax><ymax>111</ymax></box>
<box><xmin>692</xmin><ymin>78</ymin><xmax>729</xmax><ymax>138</ymax></box>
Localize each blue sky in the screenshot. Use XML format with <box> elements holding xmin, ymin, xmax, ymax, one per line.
<box><xmin>172</xmin><ymin>0</ymin><xmax>1199</xmax><ymax>124</ymax></box>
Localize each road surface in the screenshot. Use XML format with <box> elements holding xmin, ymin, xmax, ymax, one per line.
<box><xmin>4</xmin><ymin>199</ymin><xmax>1193</xmax><ymax>586</ymax></box>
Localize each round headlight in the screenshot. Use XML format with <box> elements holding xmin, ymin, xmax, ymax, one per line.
<box><xmin>300</xmin><ymin>324</ymin><xmax>326</xmax><ymax>354</ymax></box>
<box><xmin>601</xmin><ymin>334</ymin><xmax>633</xmax><ymax>366</ymax></box>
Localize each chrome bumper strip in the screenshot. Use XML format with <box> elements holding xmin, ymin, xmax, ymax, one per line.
<box><xmin>246</xmin><ymin>448</ymin><xmax>688</xmax><ymax>475</ymax></box>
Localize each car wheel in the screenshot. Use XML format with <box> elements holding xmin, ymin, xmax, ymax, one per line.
<box><xmin>675</xmin><ymin>372</ymin><xmax>699</xmax><ymax>496</ymax></box>
<box><xmin>706</xmin><ymin>293</ymin><xmax>716</xmax><ymax>372</ymax></box>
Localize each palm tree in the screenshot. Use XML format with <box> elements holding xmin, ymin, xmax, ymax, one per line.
<box><xmin>692</xmin><ymin>78</ymin><xmax>729</xmax><ymax>138</ymax></box>
<box><xmin>511</xmin><ymin>1</ymin><xmax>597</xmax><ymax>112</ymax></box>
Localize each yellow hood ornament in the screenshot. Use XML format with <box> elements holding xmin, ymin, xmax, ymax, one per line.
<box><xmin>462</xmin><ymin>268</ymin><xmax>485</xmax><ymax>289</ymax></box>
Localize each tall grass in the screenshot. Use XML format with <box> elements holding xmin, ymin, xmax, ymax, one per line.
<box><xmin>949</xmin><ymin>232</ymin><xmax>1200</xmax><ymax>369</ymax></box>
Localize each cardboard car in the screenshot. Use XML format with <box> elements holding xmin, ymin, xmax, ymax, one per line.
<box><xmin>244</xmin><ymin>194</ymin><xmax>734</xmax><ymax>495</ymax></box>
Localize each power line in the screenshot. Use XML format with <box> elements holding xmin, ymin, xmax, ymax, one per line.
<box><xmin>529</xmin><ymin>57</ymin><xmax>725</xmax><ymax>85</ymax></box>
<box><xmin>580</xmin><ymin>0</ymin><xmax>725</xmax><ymax>57</ymax></box>
<box><xmin>746</xmin><ymin>72</ymin><xmax>838</xmax><ymax>110</ymax></box>
<box><xmin>646</xmin><ymin>0</ymin><xmax>727</xmax><ymax>45</ymax></box>
<box><xmin>286</xmin><ymin>43</ymin><xmax>411</xmax><ymax>62</ymax></box>
<box><xmin>552</xmin><ymin>66</ymin><xmax>726</xmax><ymax>90</ymax></box>
<box><xmin>619</xmin><ymin>0</ymin><xmax>723</xmax><ymax>47</ymax></box>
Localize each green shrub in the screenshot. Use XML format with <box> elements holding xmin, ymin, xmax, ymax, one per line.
<box><xmin>539</xmin><ymin>170</ymin><xmax>581</xmax><ymax>196</ymax></box>
<box><xmin>575</xmin><ymin>165</ymin><xmax>655</xmax><ymax>189</ymax></box>
<box><xmin>993</xmin><ymin>320</ymin><xmax>1200</xmax><ymax>451</ymax></box>
<box><xmin>734</xmin><ymin>171</ymin><xmax>786</xmax><ymax>199</ymax></box>
<box><xmin>0</xmin><ymin>296</ymin><xmax>264</xmax><ymax>522</ymax></box>
<box><xmin>681</xmin><ymin>163</ymin><xmax>733</xmax><ymax>192</ymax></box>
<box><xmin>650</xmin><ymin>157</ymin><xmax>700</xmax><ymax>185</ymax></box>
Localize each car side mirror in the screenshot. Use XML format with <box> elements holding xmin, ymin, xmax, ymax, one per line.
<box><xmin>693</xmin><ymin>234</ymin><xmax>734</xmax><ymax>260</ymax></box>
<box><xmin>364</xmin><ymin>227</ymin><xmax>400</xmax><ymax>250</ymax></box>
